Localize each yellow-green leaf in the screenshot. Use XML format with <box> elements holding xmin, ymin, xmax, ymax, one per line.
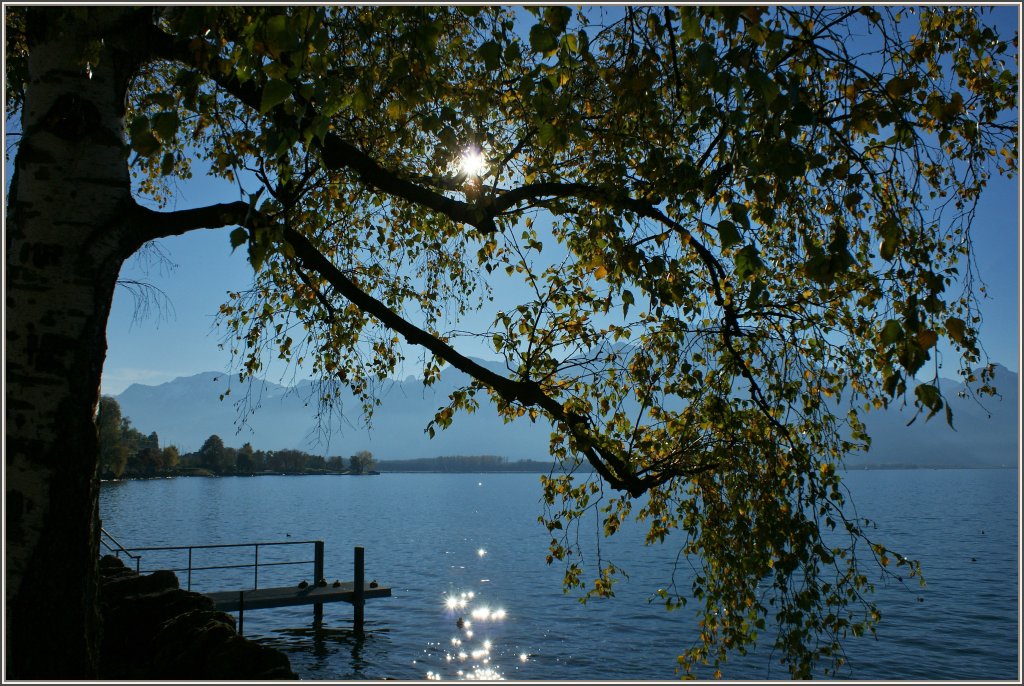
<box><xmin>151</xmin><ymin>111</ymin><xmax>179</xmax><ymax>143</ymax></box>
<box><xmin>880</xmin><ymin>319</ymin><xmax>902</xmax><ymax>346</ymax></box>
<box><xmin>916</xmin><ymin>329</ymin><xmax>938</xmax><ymax>350</ymax></box>
<box><xmin>260</xmin><ymin>78</ymin><xmax>293</xmax><ymax>114</ymax></box>
<box><xmin>945</xmin><ymin>317</ymin><xmax>967</xmax><ymax>344</ymax></box>
<box><xmin>544</xmin><ymin>6</ymin><xmax>572</xmax><ymax>34</ymax></box>
<box><xmin>229</xmin><ymin>228</ymin><xmax>248</xmax><ymax>252</ymax></box>
<box><xmin>716</xmin><ymin>220</ymin><xmax>742</xmax><ymax>249</ymax></box>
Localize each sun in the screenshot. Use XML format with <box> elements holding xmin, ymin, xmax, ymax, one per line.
<box><xmin>458</xmin><ymin>148</ymin><xmax>488</xmax><ymax>178</ymax></box>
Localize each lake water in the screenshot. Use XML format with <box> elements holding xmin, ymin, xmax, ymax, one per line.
<box><xmin>99</xmin><ymin>469</ymin><xmax>1019</xmax><ymax>680</ymax></box>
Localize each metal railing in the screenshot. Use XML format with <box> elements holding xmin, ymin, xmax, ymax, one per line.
<box><xmin>99</xmin><ymin>528</ymin><xmax>324</xmax><ymax>592</ymax></box>
<box><xmin>100</xmin><ymin>527</ymin><xmax>142</xmax><ymax>572</ymax></box>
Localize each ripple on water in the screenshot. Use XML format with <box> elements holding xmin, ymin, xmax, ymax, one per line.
<box><xmin>100</xmin><ymin>470</ymin><xmax>1018</xmax><ymax>680</ymax></box>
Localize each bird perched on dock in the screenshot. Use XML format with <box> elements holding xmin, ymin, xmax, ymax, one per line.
<box><xmin>333</xmin><ymin>580</ymin><xmax>341</xmax><ymax>588</ymax></box>
<box><xmin>298</xmin><ymin>580</ymin><xmax>309</xmax><ymax>589</ymax></box>
<box><xmin>317</xmin><ymin>578</ymin><xmax>327</xmax><ymax>587</ymax></box>
<box><xmin>370</xmin><ymin>580</ymin><xmax>379</xmax><ymax>588</ymax></box>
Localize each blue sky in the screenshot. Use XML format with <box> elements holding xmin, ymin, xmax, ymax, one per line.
<box><xmin>95</xmin><ymin>6</ymin><xmax>1021</xmax><ymax>395</ymax></box>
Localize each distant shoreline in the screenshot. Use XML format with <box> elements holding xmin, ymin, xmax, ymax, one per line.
<box><xmin>101</xmin><ymin>468</ymin><xmax>377</xmax><ymax>481</ymax></box>
<box><xmin>841</xmin><ymin>463</ymin><xmax>1017</xmax><ymax>470</ymax></box>
<box><xmin>100</xmin><ymin>463</ymin><xmax>1017</xmax><ymax>483</ymax></box>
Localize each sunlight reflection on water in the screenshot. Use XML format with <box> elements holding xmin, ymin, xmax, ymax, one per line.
<box><xmin>426</xmin><ymin>580</ymin><xmax>518</xmax><ymax>680</ymax></box>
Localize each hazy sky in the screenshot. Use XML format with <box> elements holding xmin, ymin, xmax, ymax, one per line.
<box><xmin>95</xmin><ymin>7</ymin><xmax>1021</xmax><ymax>395</ymax></box>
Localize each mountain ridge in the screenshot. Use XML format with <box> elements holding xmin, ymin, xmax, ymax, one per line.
<box><xmin>114</xmin><ymin>362</ymin><xmax>1019</xmax><ymax>468</ymax></box>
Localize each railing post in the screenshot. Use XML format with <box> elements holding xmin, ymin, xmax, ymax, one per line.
<box><xmin>187</xmin><ymin>548</ymin><xmax>193</xmax><ymax>590</ymax></box>
<box><xmin>313</xmin><ymin>541</ymin><xmax>325</xmax><ymax>626</ymax></box>
<box><xmin>254</xmin><ymin>544</ymin><xmax>260</xmax><ymax>590</ymax></box>
<box><xmin>238</xmin><ymin>591</ymin><xmax>245</xmax><ymax>635</ymax></box>
<box><xmin>313</xmin><ymin>540</ymin><xmax>324</xmax><ymax>582</ymax></box>
<box><xmin>353</xmin><ymin>546</ymin><xmax>365</xmax><ymax>635</ymax></box>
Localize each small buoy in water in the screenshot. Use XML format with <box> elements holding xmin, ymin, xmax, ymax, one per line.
<box><xmin>370</xmin><ymin>580</ymin><xmax>379</xmax><ymax>588</ymax></box>
<box><xmin>333</xmin><ymin>580</ymin><xmax>342</xmax><ymax>588</ymax></box>
<box><xmin>298</xmin><ymin>580</ymin><xmax>309</xmax><ymax>589</ymax></box>
<box><xmin>456</xmin><ymin>617</ymin><xmax>465</xmax><ymax>629</ymax></box>
<box><xmin>971</xmin><ymin>557</ymin><xmax>977</xmax><ymax>562</ymax></box>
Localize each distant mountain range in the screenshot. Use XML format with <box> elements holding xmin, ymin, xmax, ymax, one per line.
<box><xmin>846</xmin><ymin>363</ymin><xmax>1018</xmax><ymax>469</ymax></box>
<box><xmin>114</xmin><ymin>360</ymin><xmax>1018</xmax><ymax>468</ymax></box>
<box><xmin>115</xmin><ymin>358</ymin><xmax>553</xmax><ymax>459</ymax></box>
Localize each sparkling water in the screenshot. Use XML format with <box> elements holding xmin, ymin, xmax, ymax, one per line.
<box><xmin>99</xmin><ymin>469</ymin><xmax>1019</xmax><ymax>680</ymax></box>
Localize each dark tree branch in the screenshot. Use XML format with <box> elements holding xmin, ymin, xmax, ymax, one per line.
<box><xmin>127</xmin><ymin>200</ymin><xmax>250</xmax><ymax>253</ymax></box>
<box><xmin>282</xmin><ymin>223</ymin><xmax>666</xmax><ymax>496</ymax></box>
<box><xmin>663</xmin><ymin>7</ymin><xmax>683</xmax><ymax>105</ymax></box>
<box><xmin>317</xmin><ymin>136</ymin><xmax>482</xmax><ymax>227</ymax></box>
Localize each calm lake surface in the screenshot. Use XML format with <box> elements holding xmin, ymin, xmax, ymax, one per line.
<box><xmin>99</xmin><ymin>469</ymin><xmax>1019</xmax><ymax>680</ymax></box>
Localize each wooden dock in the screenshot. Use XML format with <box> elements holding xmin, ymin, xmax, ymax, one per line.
<box><xmin>100</xmin><ymin>532</ymin><xmax>390</xmax><ymax>635</ymax></box>
<box><xmin>203</xmin><ymin>546</ymin><xmax>388</xmax><ymax>634</ymax></box>
<box><xmin>206</xmin><ymin>581</ymin><xmax>392</xmax><ymax>612</ymax></box>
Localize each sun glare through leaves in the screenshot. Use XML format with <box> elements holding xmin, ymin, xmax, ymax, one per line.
<box><xmin>458</xmin><ymin>148</ymin><xmax>487</xmax><ymax>178</ymax></box>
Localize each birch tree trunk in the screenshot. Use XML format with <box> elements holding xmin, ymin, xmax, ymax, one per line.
<box><xmin>5</xmin><ymin>9</ymin><xmax>140</xmax><ymax>677</ymax></box>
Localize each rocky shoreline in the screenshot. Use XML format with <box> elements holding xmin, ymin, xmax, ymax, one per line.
<box><xmin>98</xmin><ymin>555</ymin><xmax>297</xmax><ymax>679</ymax></box>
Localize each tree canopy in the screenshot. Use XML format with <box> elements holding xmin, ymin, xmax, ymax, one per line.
<box><xmin>5</xmin><ymin>5</ymin><xmax>1017</xmax><ymax>678</ymax></box>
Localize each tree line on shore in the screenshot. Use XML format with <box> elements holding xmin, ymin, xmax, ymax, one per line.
<box><xmin>97</xmin><ymin>396</ymin><xmax>375</xmax><ymax>478</ymax></box>
<box><xmin>376</xmin><ymin>455</ymin><xmax>576</xmax><ymax>473</ymax></box>
<box><xmin>97</xmin><ymin>397</ymin><xmax>567</xmax><ymax>479</ymax></box>
<box><xmin>98</xmin><ymin>396</ymin><xmax>180</xmax><ymax>478</ymax></box>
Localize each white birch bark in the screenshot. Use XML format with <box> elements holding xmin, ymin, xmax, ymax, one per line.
<box><xmin>5</xmin><ymin>9</ymin><xmax>136</xmax><ymax>676</ymax></box>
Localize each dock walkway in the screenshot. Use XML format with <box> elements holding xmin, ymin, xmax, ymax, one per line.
<box><xmin>206</xmin><ymin>581</ymin><xmax>392</xmax><ymax>612</ymax></box>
